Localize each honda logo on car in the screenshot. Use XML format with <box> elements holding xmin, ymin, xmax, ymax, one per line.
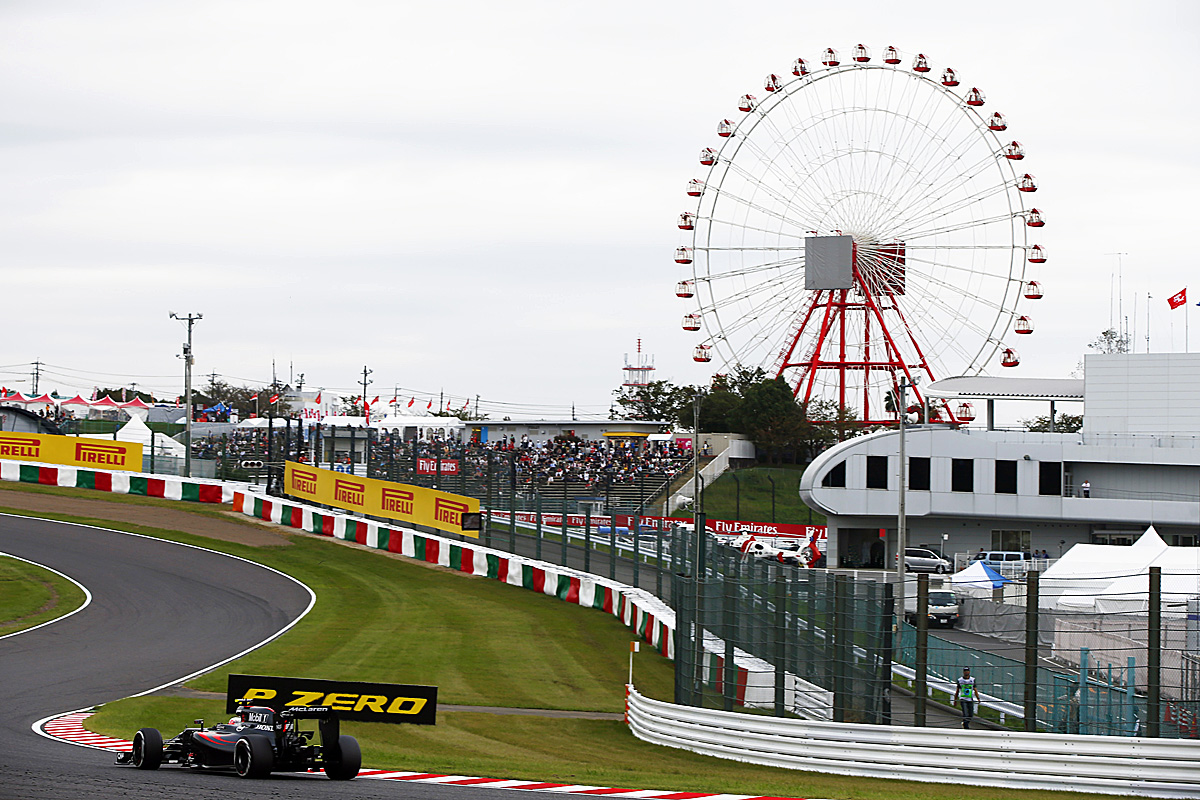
<box><xmin>227</xmin><ymin>674</ymin><xmax>437</xmax><ymax>725</ymax></box>
<box><xmin>333</xmin><ymin>478</ymin><xmax>365</xmax><ymax>506</ymax></box>
<box><xmin>0</xmin><ymin>437</ymin><xmax>40</xmax><ymax>459</ymax></box>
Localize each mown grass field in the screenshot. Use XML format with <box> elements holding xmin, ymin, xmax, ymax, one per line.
<box><xmin>0</xmin><ymin>483</ymin><xmax>1123</xmax><ymax>800</ymax></box>
<box><xmin>673</xmin><ymin>466</ymin><xmax>827</xmax><ymax>526</ymax></box>
<box><xmin>0</xmin><ymin>553</ymin><xmax>86</xmax><ymax>635</ymax></box>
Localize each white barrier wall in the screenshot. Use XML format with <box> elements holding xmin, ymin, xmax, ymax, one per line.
<box><xmin>625</xmin><ymin>686</ymin><xmax>1200</xmax><ymax>798</ymax></box>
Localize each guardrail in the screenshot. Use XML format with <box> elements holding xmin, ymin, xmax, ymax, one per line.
<box><xmin>625</xmin><ymin>685</ymin><xmax>1200</xmax><ymax>798</ymax></box>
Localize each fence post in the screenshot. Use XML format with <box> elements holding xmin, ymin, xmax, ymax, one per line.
<box><xmin>1148</xmin><ymin>566</ymin><xmax>1162</xmax><ymax>737</ymax></box>
<box><xmin>655</xmin><ymin>517</ymin><xmax>664</xmax><ymax>599</ymax></box>
<box><xmin>535</xmin><ymin>493</ymin><xmax>543</xmax><ymax>562</ymax></box>
<box><xmin>609</xmin><ymin>514</ymin><xmax>617</xmax><ymax>581</ymax></box>
<box><xmin>1126</xmin><ymin>656</ymin><xmax>1138</xmax><ymax>736</ymax></box>
<box><xmin>774</xmin><ymin>568</ymin><xmax>786</xmax><ymax>717</ymax></box>
<box><xmin>560</xmin><ymin>478</ymin><xmax>569</xmax><ymax>566</ymax></box>
<box><xmin>1079</xmin><ymin>646</ymin><xmax>1090</xmax><ymax>734</ymax></box>
<box><xmin>914</xmin><ymin>573</ymin><xmax>928</xmax><ymax>727</ymax></box>
<box><xmin>833</xmin><ymin>574</ymin><xmax>848</xmax><ymax>722</ymax></box>
<box><xmin>722</xmin><ymin>564</ymin><xmax>737</xmax><ymax>712</ymax></box>
<box><xmin>508</xmin><ymin>452</ymin><xmax>516</xmax><ymax>551</ymax></box>
<box><xmin>583</xmin><ymin>510</ymin><xmax>591</xmax><ymax>574</ymax></box>
<box><xmin>880</xmin><ymin>581</ymin><xmax>894</xmax><ymax>725</ymax></box>
<box><xmin>483</xmin><ymin>454</ymin><xmax>493</xmax><ymax>549</ymax></box>
<box><xmin>149</xmin><ymin>430</ymin><xmax>156</xmax><ymax>474</ymax></box>
<box><xmin>632</xmin><ymin>512</ymin><xmax>640</xmax><ymax>590</ymax></box>
<box><xmin>1025</xmin><ymin>570</ymin><xmax>1040</xmax><ymax>731</ymax></box>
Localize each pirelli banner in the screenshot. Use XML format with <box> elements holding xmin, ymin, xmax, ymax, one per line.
<box><xmin>284</xmin><ymin>461</ymin><xmax>480</xmax><ymax>538</ymax></box>
<box><xmin>226</xmin><ymin>674</ymin><xmax>437</xmax><ymax>725</ymax></box>
<box><xmin>0</xmin><ymin>431</ymin><xmax>143</xmax><ymax>471</ymax></box>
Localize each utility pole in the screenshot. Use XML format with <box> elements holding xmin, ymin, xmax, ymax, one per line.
<box><xmin>296</xmin><ymin>373</ymin><xmax>305</xmax><ymax>391</ymax></box>
<box><xmin>30</xmin><ymin>360</ymin><xmax>42</xmax><ymax>395</ymax></box>
<box><xmin>360</xmin><ymin>366</ymin><xmax>373</xmax><ymax>416</ymax></box>
<box><xmin>896</xmin><ymin>376</ymin><xmax>914</xmax><ymax>631</ymax></box>
<box><xmin>170</xmin><ymin>312</ymin><xmax>202</xmax><ymax>477</ymax></box>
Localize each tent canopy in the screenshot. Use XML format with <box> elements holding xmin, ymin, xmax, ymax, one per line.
<box><xmin>951</xmin><ymin>560</ymin><xmax>1009</xmax><ymax>589</ymax></box>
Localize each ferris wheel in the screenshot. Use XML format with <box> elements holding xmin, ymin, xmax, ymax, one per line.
<box><xmin>675</xmin><ymin>45</ymin><xmax>1045</xmax><ymax>425</ymax></box>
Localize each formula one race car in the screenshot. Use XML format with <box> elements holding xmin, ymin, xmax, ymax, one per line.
<box><xmin>115</xmin><ymin>701</ymin><xmax>361</xmax><ymax>780</ymax></box>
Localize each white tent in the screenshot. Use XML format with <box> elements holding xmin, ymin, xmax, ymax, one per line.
<box><xmin>951</xmin><ymin>560</ymin><xmax>1009</xmax><ymax>592</ymax></box>
<box><xmin>1044</xmin><ymin>527</ymin><xmax>1198</xmax><ymax>612</ymax></box>
<box><xmin>1070</xmin><ymin>545</ymin><xmax>1200</xmax><ymax>615</ymax></box>
<box><xmin>116</xmin><ymin>415</ymin><xmax>185</xmax><ymax>457</ymax></box>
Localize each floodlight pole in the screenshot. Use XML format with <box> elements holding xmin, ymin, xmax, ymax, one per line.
<box><xmin>171</xmin><ymin>312</ymin><xmax>202</xmax><ymax>478</ymax></box>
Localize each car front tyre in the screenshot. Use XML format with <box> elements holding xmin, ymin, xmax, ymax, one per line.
<box><xmin>131</xmin><ymin>728</ymin><xmax>163</xmax><ymax>770</ymax></box>
<box><xmin>234</xmin><ymin>736</ymin><xmax>274</xmax><ymax>778</ymax></box>
<box><xmin>324</xmin><ymin>735</ymin><xmax>361</xmax><ymax>780</ymax></box>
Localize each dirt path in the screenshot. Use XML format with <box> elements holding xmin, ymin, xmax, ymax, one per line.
<box><xmin>0</xmin><ymin>484</ymin><xmax>289</xmax><ymax>547</ymax></box>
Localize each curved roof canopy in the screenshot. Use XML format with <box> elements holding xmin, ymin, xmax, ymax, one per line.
<box><xmin>925</xmin><ymin>376</ymin><xmax>1083</xmax><ymax>401</ymax></box>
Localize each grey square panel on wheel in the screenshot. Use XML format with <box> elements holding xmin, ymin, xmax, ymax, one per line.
<box><xmin>805</xmin><ymin>235</ymin><xmax>854</xmax><ymax>290</ymax></box>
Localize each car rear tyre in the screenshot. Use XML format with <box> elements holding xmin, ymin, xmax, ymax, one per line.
<box><xmin>324</xmin><ymin>735</ymin><xmax>361</xmax><ymax>780</ymax></box>
<box><xmin>936</xmin><ymin>564</ymin><xmax>947</xmax><ymax>574</ymax></box>
<box><xmin>131</xmin><ymin>728</ymin><xmax>163</xmax><ymax>770</ymax></box>
<box><xmin>234</xmin><ymin>736</ymin><xmax>274</xmax><ymax>778</ymax></box>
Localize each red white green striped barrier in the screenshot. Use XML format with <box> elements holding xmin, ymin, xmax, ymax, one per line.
<box><xmin>0</xmin><ymin>460</ymin><xmax>232</xmax><ymax>503</ymax></box>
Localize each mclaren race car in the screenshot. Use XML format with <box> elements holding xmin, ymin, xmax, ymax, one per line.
<box><xmin>115</xmin><ymin>701</ymin><xmax>361</xmax><ymax>780</ymax></box>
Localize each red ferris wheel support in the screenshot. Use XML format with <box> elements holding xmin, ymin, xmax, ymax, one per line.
<box><xmin>773</xmin><ymin>245</ymin><xmax>956</xmax><ymax>426</ymax></box>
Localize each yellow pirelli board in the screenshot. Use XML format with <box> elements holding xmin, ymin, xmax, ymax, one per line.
<box><xmin>0</xmin><ymin>431</ymin><xmax>143</xmax><ymax>471</ymax></box>
<box><xmin>284</xmin><ymin>461</ymin><xmax>479</xmax><ymax>538</ymax></box>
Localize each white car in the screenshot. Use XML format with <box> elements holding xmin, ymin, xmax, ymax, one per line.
<box><xmin>902</xmin><ymin>547</ymin><xmax>951</xmax><ymax>573</ymax></box>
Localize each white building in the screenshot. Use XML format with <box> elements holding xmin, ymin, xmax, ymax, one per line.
<box><xmin>799</xmin><ymin>354</ymin><xmax>1200</xmax><ymax>569</ymax></box>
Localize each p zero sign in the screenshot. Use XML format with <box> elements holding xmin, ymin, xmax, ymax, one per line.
<box><xmin>226</xmin><ymin>674</ymin><xmax>437</xmax><ymax>725</ymax></box>
<box><xmin>0</xmin><ymin>431</ymin><xmax>143</xmax><ymax>470</ymax></box>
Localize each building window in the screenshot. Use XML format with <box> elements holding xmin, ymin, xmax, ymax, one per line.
<box><xmin>991</xmin><ymin>530</ymin><xmax>1031</xmax><ymax>551</ymax></box>
<box><xmin>951</xmin><ymin>459</ymin><xmax>974</xmax><ymax>492</ymax></box>
<box><xmin>909</xmin><ymin>457</ymin><xmax>930</xmax><ymax>490</ymax></box>
<box><xmin>995</xmin><ymin>460</ymin><xmax>1018</xmax><ymax>494</ymax></box>
<box><xmin>866</xmin><ymin>456</ymin><xmax>888</xmax><ymax>489</ymax></box>
<box><xmin>821</xmin><ymin>461</ymin><xmax>846</xmax><ymax>488</ymax></box>
<box><xmin>1039</xmin><ymin>461</ymin><xmax>1062</xmax><ymax>496</ymax></box>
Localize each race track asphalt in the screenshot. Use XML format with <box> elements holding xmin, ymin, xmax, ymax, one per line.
<box><xmin>0</xmin><ymin>512</ymin><xmax>520</xmax><ymax>800</ymax></box>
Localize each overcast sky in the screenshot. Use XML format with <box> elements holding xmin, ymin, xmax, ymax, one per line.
<box><xmin>1</xmin><ymin>1</ymin><xmax>1196</xmax><ymax>420</ymax></box>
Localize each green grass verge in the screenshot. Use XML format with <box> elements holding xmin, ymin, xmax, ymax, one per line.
<box><xmin>674</xmin><ymin>466</ymin><xmax>827</xmax><ymax>526</ymax></box>
<box><xmin>0</xmin><ymin>553</ymin><xmax>87</xmax><ymax>635</ymax></box>
<box><xmin>1</xmin><ymin>487</ymin><xmax>1124</xmax><ymax>800</ymax></box>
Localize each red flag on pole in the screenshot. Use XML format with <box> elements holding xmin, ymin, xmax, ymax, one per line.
<box><xmin>371</xmin><ymin>396</ymin><xmax>380</xmax><ymax>405</ymax></box>
<box><xmin>269</xmin><ymin>394</ymin><xmax>280</xmax><ymax>404</ymax></box>
<box><xmin>249</xmin><ymin>393</ymin><xmax>258</xmax><ymax>400</ymax></box>
<box><xmin>426</xmin><ymin>399</ymin><xmax>432</xmax><ymax>410</ymax></box>
<box><xmin>462</xmin><ymin>399</ymin><xmax>470</xmax><ymax>409</ymax></box>
<box><xmin>408</xmin><ymin>397</ymin><xmax>415</xmax><ymax>407</ymax></box>
<box><xmin>1168</xmin><ymin>288</ymin><xmax>1187</xmax><ymax>309</ymax></box>
<box><xmin>314</xmin><ymin>392</ymin><xmax>321</xmax><ymax>404</ymax></box>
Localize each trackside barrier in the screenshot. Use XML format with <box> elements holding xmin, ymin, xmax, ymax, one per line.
<box><xmin>625</xmin><ymin>685</ymin><xmax>1200</xmax><ymax>799</ymax></box>
<box><xmin>0</xmin><ymin>460</ymin><xmax>233</xmax><ymax>504</ymax></box>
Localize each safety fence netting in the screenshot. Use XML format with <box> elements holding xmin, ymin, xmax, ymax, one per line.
<box><xmin>901</xmin><ymin>569</ymin><xmax>1200</xmax><ymax>738</ymax></box>
<box><xmin>671</xmin><ymin>536</ymin><xmax>893</xmax><ymax>724</ymax></box>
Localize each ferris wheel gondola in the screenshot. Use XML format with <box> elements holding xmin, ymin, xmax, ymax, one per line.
<box><xmin>675</xmin><ymin>45</ymin><xmax>1046</xmax><ymax>425</ymax></box>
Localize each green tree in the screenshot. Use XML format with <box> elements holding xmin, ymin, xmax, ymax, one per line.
<box><xmin>734</xmin><ymin>377</ymin><xmax>807</xmax><ymax>463</ymax></box>
<box><xmin>1021</xmin><ymin>412</ymin><xmax>1083</xmax><ymax>433</ymax></box>
<box><xmin>612</xmin><ymin>379</ymin><xmax>694</xmax><ymax>422</ymax></box>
